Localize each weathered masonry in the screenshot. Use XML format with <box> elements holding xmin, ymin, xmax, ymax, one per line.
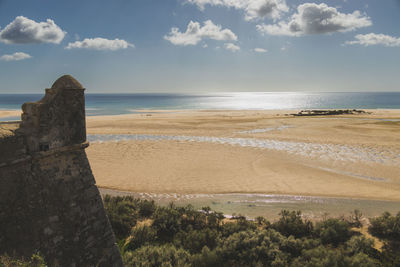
<box><xmin>0</xmin><ymin>75</ymin><xmax>123</xmax><ymax>266</ymax></box>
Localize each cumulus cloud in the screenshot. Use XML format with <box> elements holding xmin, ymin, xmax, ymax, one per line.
<box><xmin>345</xmin><ymin>33</ymin><xmax>400</xmax><ymax>47</ymax></box>
<box><xmin>0</xmin><ymin>52</ymin><xmax>31</xmax><ymax>61</ymax></box>
<box><xmin>65</xmin><ymin>38</ymin><xmax>134</xmax><ymax>51</ymax></box>
<box><xmin>224</xmin><ymin>42</ymin><xmax>240</xmax><ymax>52</ymax></box>
<box><xmin>164</xmin><ymin>20</ymin><xmax>237</xmax><ymax>46</ymax></box>
<box><xmin>254</xmin><ymin>47</ymin><xmax>267</xmax><ymax>53</ymax></box>
<box><xmin>186</xmin><ymin>0</ymin><xmax>288</xmax><ymax>20</ymax></box>
<box><xmin>0</xmin><ymin>16</ymin><xmax>65</xmax><ymax>44</ymax></box>
<box><xmin>257</xmin><ymin>3</ymin><xmax>372</xmax><ymax>36</ymax></box>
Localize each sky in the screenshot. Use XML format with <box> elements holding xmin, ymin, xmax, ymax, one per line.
<box><xmin>0</xmin><ymin>0</ymin><xmax>399</xmax><ymax>93</ymax></box>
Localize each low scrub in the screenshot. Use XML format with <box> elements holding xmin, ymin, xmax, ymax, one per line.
<box><xmin>102</xmin><ymin>195</ymin><xmax>398</xmax><ymax>267</ymax></box>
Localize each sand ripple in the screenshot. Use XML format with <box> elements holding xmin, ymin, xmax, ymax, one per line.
<box><xmin>87</xmin><ymin>134</ymin><xmax>400</xmax><ymax>166</ymax></box>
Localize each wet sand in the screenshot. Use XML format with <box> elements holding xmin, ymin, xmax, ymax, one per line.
<box><xmin>83</xmin><ymin>109</ymin><xmax>400</xmax><ymax>201</ymax></box>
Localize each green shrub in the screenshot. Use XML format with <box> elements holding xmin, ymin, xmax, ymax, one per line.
<box><xmin>124</xmin><ymin>225</ymin><xmax>157</xmax><ymax>251</ymax></box>
<box><xmin>315</xmin><ymin>218</ymin><xmax>351</xmax><ymax>246</ymax></box>
<box><xmin>215</xmin><ymin>229</ymin><xmax>288</xmax><ymax>267</ymax></box>
<box><xmin>100</xmin><ymin>196</ymin><xmax>391</xmax><ymax>267</ymax></box>
<box><xmin>173</xmin><ymin>228</ymin><xmax>219</xmax><ymax>253</ymax></box>
<box><xmin>103</xmin><ymin>195</ymin><xmax>139</xmax><ymax>240</ymax></box>
<box><xmin>369</xmin><ymin>211</ymin><xmax>400</xmax><ymax>241</ymax></box>
<box><xmin>123</xmin><ymin>244</ymin><xmax>191</xmax><ymax>267</ymax></box>
<box><xmin>272</xmin><ymin>210</ymin><xmax>313</xmax><ymax>238</ymax></box>
<box><xmin>0</xmin><ymin>253</ymin><xmax>46</xmax><ymax>267</ymax></box>
<box><xmin>137</xmin><ymin>199</ymin><xmax>156</xmax><ymax>218</ymax></box>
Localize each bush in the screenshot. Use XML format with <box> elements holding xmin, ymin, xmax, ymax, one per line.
<box><xmin>345</xmin><ymin>235</ymin><xmax>377</xmax><ymax>258</ymax></box>
<box><xmin>368</xmin><ymin>212</ymin><xmax>400</xmax><ymax>266</ymax></box>
<box><xmin>137</xmin><ymin>199</ymin><xmax>156</xmax><ymax>218</ymax></box>
<box><xmin>215</xmin><ymin>229</ymin><xmax>288</xmax><ymax>266</ymax></box>
<box><xmin>100</xmin><ymin>196</ymin><xmax>388</xmax><ymax>267</ymax></box>
<box><xmin>152</xmin><ymin>205</ymin><xmax>183</xmax><ymax>242</ymax></box>
<box><xmin>124</xmin><ymin>225</ymin><xmax>156</xmax><ymax>251</ymax></box>
<box><xmin>123</xmin><ymin>244</ymin><xmax>191</xmax><ymax>267</ymax></box>
<box><xmin>174</xmin><ymin>228</ymin><xmax>220</xmax><ymax>253</ymax></box>
<box><xmin>315</xmin><ymin>218</ymin><xmax>352</xmax><ymax>246</ymax></box>
<box><xmin>272</xmin><ymin>210</ymin><xmax>313</xmax><ymax>238</ymax></box>
<box><xmin>0</xmin><ymin>253</ymin><xmax>46</xmax><ymax>267</ymax></box>
<box><xmin>103</xmin><ymin>195</ymin><xmax>139</xmax><ymax>240</ymax></box>
<box><xmin>369</xmin><ymin>211</ymin><xmax>400</xmax><ymax>241</ymax></box>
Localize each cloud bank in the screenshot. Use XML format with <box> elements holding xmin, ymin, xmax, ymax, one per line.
<box><xmin>186</xmin><ymin>0</ymin><xmax>289</xmax><ymax>20</ymax></box>
<box><xmin>257</xmin><ymin>3</ymin><xmax>371</xmax><ymax>36</ymax></box>
<box><xmin>345</xmin><ymin>33</ymin><xmax>400</xmax><ymax>47</ymax></box>
<box><xmin>0</xmin><ymin>52</ymin><xmax>31</xmax><ymax>61</ymax></box>
<box><xmin>164</xmin><ymin>20</ymin><xmax>237</xmax><ymax>46</ymax></box>
<box><xmin>0</xmin><ymin>16</ymin><xmax>65</xmax><ymax>44</ymax></box>
<box><xmin>65</xmin><ymin>38</ymin><xmax>134</xmax><ymax>51</ymax></box>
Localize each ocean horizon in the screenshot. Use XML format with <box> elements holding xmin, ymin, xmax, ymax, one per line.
<box><xmin>1</xmin><ymin>92</ymin><xmax>400</xmax><ymax>118</ymax></box>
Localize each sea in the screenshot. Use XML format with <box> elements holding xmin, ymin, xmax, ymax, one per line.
<box><xmin>0</xmin><ymin>92</ymin><xmax>400</xmax><ymax>119</ymax></box>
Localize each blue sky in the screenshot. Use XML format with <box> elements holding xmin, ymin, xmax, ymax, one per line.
<box><xmin>0</xmin><ymin>0</ymin><xmax>399</xmax><ymax>93</ymax></box>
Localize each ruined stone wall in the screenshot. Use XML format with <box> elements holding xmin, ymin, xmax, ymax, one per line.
<box><xmin>0</xmin><ymin>76</ymin><xmax>123</xmax><ymax>266</ymax></box>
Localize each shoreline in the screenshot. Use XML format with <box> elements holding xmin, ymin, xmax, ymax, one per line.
<box><xmin>98</xmin><ymin>187</ymin><xmax>400</xmax><ymax>220</ymax></box>
<box><xmin>2</xmin><ymin>108</ymin><xmax>400</xmax><ymax>118</ymax></box>
<box><xmin>98</xmin><ymin>186</ymin><xmax>400</xmax><ymax>203</ymax></box>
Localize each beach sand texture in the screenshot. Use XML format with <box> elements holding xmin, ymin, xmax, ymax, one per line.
<box><xmin>80</xmin><ymin>109</ymin><xmax>400</xmax><ymax>201</ymax></box>
<box><xmin>2</xmin><ymin>109</ymin><xmax>399</xmax><ymax>201</ymax></box>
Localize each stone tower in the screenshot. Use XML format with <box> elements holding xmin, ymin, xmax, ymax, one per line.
<box><xmin>0</xmin><ymin>75</ymin><xmax>123</xmax><ymax>266</ymax></box>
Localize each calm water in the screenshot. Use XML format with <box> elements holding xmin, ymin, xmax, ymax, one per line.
<box><xmin>1</xmin><ymin>92</ymin><xmax>400</xmax><ymax>117</ymax></box>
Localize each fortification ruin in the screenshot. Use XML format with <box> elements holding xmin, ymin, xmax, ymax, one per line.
<box><xmin>0</xmin><ymin>75</ymin><xmax>123</xmax><ymax>266</ymax></box>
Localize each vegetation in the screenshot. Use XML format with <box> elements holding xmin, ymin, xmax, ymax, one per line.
<box><xmin>103</xmin><ymin>195</ymin><xmax>400</xmax><ymax>267</ymax></box>
<box><xmin>369</xmin><ymin>212</ymin><xmax>400</xmax><ymax>266</ymax></box>
<box><xmin>0</xmin><ymin>253</ymin><xmax>46</xmax><ymax>267</ymax></box>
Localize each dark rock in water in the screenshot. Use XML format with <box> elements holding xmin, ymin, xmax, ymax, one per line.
<box><xmin>292</xmin><ymin>109</ymin><xmax>368</xmax><ymax>116</ymax></box>
<box><xmin>0</xmin><ymin>75</ymin><xmax>123</xmax><ymax>266</ymax></box>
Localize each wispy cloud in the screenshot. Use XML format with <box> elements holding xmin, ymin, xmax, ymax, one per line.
<box><xmin>257</xmin><ymin>3</ymin><xmax>371</xmax><ymax>36</ymax></box>
<box><xmin>186</xmin><ymin>0</ymin><xmax>288</xmax><ymax>21</ymax></box>
<box><xmin>345</xmin><ymin>33</ymin><xmax>400</xmax><ymax>47</ymax></box>
<box><xmin>0</xmin><ymin>16</ymin><xmax>65</xmax><ymax>44</ymax></box>
<box><xmin>65</xmin><ymin>38</ymin><xmax>134</xmax><ymax>51</ymax></box>
<box><xmin>254</xmin><ymin>47</ymin><xmax>267</xmax><ymax>53</ymax></box>
<box><xmin>0</xmin><ymin>52</ymin><xmax>31</xmax><ymax>61</ymax></box>
<box><xmin>224</xmin><ymin>43</ymin><xmax>240</xmax><ymax>52</ymax></box>
<box><xmin>164</xmin><ymin>20</ymin><xmax>237</xmax><ymax>46</ymax></box>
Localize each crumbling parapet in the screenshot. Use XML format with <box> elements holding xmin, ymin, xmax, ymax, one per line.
<box><xmin>0</xmin><ymin>75</ymin><xmax>123</xmax><ymax>266</ymax></box>
<box><xmin>19</xmin><ymin>75</ymin><xmax>86</xmax><ymax>153</ymax></box>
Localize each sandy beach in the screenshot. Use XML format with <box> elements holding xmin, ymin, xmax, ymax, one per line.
<box><xmin>0</xmin><ymin>110</ymin><xmax>21</xmax><ymax>119</ymax></box>
<box><xmin>2</xmin><ymin>109</ymin><xmax>399</xmax><ymax>201</ymax></box>
<box><xmin>81</xmin><ymin>109</ymin><xmax>400</xmax><ymax>201</ymax></box>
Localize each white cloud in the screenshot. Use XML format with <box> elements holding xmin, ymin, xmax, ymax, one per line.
<box><xmin>0</xmin><ymin>16</ymin><xmax>65</xmax><ymax>44</ymax></box>
<box><xmin>257</xmin><ymin>3</ymin><xmax>371</xmax><ymax>36</ymax></box>
<box><xmin>164</xmin><ymin>20</ymin><xmax>237</xmax><ymax>46</ymax></box>
<box><xmin>0</xmin><ymin>52</ymin><xmax>31</xmax><ymax>61</ymax></box>
<box><xmin>65</xmin><ymin>38</ymin><xmax>134</xmax><ymax>51</ymax></box>
<box><xmin>345</xmin><ymin>33</ymin><xmax>400</xmax><ymax>47</ymax></box>
<box><xmin>186</xmin><ymin>0</ymin><xmax>289</xmax><ymax>20</ymax></box>
<box><xmin>224</xmin><ymin>42</ymin><xmax>240</xmax><ymax>52</ymax></box>
<box><xmin>254</xmin><ymin>47</ymin><xmax>267</xmax><ymax>53</ymax></box>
